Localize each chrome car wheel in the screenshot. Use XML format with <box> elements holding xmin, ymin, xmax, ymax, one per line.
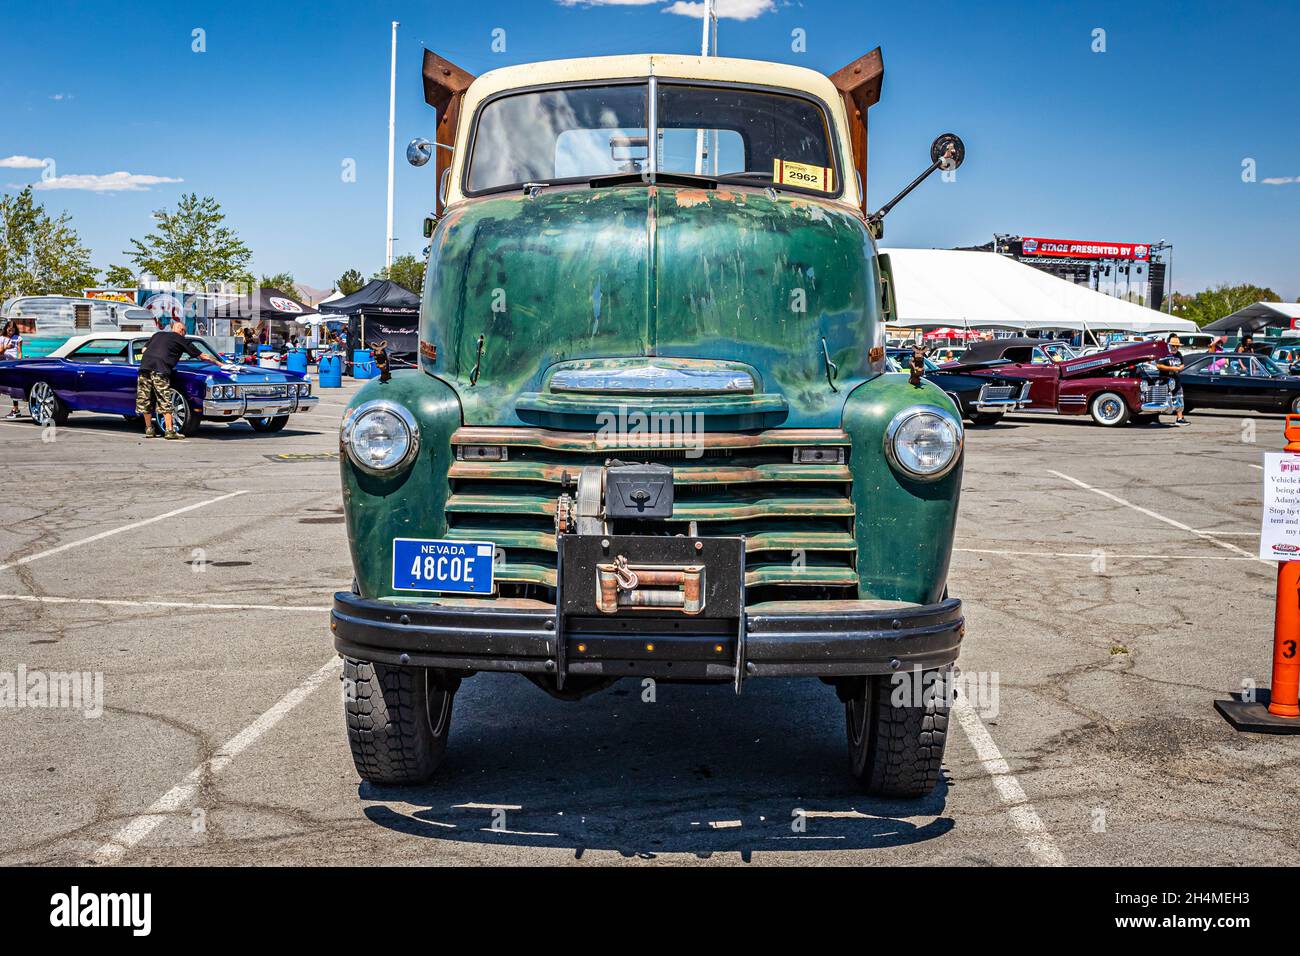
<box><xmin>28</xmin><ymin>382</ymin><xmax>61</xmax><ymax>426</ymax></box>
<box><xmin>168</xmin><ymin>388</ymin><xmax>188</xmax><ymax>433</ymax></box>
<box><xmin>1090</xmin><ymin>391</ymin><xmax>1130</xmax><ymax>427</ymax></box>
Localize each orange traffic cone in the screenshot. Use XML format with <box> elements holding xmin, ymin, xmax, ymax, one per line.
<box><xmin>1216</xmin><ymin>415</ymin><xmax>1300</xmax><ymax>733</ymax></box>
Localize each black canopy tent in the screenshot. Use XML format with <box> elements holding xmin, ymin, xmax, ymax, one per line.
<box><xmin>319</xmin><ymin>279</ymin><xmax>420</xmax><ymax>362</ymax></box>
<box><xmin>1202</xmin><ymin>302</ymin><xmax>1300</xmax><ymax>337</ymax></box>
<box><xmin>187</xmin><ymin>287</ymin><xmax>316</xmax><ymax>346</ymax></box>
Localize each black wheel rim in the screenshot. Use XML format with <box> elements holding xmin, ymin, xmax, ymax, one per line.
<box><xmin>847</xmin><ymin>689</ymin><xmax>869</xmax><ymax>750</ymax></box>
<box><xmin>425</xmin><ymin>673</ymin><xmax>452</xmax><ymax>737</ymax></box>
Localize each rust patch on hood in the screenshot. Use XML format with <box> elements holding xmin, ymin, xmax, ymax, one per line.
<box><xmin>674</xmin><ymin>189</ymin><xmax>711</xmax><ymax>207</ymax></box>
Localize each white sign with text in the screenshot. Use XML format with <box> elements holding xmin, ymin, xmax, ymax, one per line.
<box><xmin>1260</xmin><ymin>452</ymin><xmax>1300</xmax><ymax>560</ymax></box>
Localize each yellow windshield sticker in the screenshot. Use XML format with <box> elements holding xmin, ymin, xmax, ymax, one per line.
<box><xmin>773</xmin><ymin>159</ymin><xmax>832</xmax><ymax>192</ymax></box>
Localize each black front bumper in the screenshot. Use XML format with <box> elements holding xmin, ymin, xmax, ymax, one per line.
<box><xmin>331</xmin><ymin>592</ymin><xmax>964</xmax><ymax>680</ymax></box>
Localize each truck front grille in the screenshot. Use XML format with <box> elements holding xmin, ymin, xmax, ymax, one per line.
<box><xmin>447</xmin><ymin>427</ymin><xmax>856</xmax><ymax>607</ymax></box>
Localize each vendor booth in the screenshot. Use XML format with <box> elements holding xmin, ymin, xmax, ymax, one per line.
<box><xmin>318</xmin><ymin>279</ymin><xmax>420</xmax><ymax>364</ymax></box>
<box><xmin>187</xmin><ymin>287</ymin><xmax>318</xmax><ymax>356</ymax></box>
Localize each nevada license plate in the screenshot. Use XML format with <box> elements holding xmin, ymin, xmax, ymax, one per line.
<box><xmin>392</xmin><ymin>538</ymin><xmax>495</xmax><ymax>593</ymax></box>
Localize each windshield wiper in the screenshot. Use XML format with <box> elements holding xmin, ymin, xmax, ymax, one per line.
<box><xmin>588</xmin><ymin>171</ymin><xmax>718</xmax><ymax>190</ymax></box>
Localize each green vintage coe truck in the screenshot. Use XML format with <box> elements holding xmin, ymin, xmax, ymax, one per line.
<box><xmin>332</xmin><ymin>48</ymin><xmax>967</xmax><ymax>797</ymax></box>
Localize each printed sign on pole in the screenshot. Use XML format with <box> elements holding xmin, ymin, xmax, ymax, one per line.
<box><xmin>1259</xmin><ymin>452</ymin><xmax>1300</xmax><ymax>559</ymax></box>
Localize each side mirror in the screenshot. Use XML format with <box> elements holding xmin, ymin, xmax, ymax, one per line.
<box><xmin>407</xmin><ymin>138</ymin><xmax>433</xmax><ymax>167</ymax></box>
<box><xmin>869</xmin><ymin>132</ymin><xmax>966</xmax><ymax>228</ymax></box>
<box><xmin>930</xmin><ymin>133</ymin><xmax>965</xmax><ymax>171</ymax></box>
<box><xmin>422</xmin><ymin>215</ymin><xmax>437</xmax><ymax>239</ymax></box>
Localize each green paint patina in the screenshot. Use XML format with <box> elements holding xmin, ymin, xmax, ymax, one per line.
<box><xmin>340</xmin><ymin>371</ymin><xmax>461</xmax><ymax>600</ymax></box>
<box><xmin>420</xmin><ymin>184</ymin><xmax>881</xmax><ymax>429</ymax></box>
<box><xmin>841</xmin><ymin>373</ymin><xmax>963</xmax><ymax>605</ymax></box>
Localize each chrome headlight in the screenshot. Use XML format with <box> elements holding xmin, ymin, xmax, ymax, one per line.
<box><xmin>342</xmin><ymin>401</ymin><xmax>419</xmax><ymax>474</ymax></box>
<box><xmin>884</xmin><ymin>404</ymin><xmax>963</xmax><ymax>480</ymax></box>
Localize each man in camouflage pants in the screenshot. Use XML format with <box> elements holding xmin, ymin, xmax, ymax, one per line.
<box><xmin>136</xmin><ymin>320</ymin><xmax>218</xmax><ymax>439</ymax></box>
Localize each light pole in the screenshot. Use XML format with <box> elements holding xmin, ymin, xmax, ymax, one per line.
<box><xmin>386</xmin><ymin>20</ymin><xmax>399</xmax><ymax>271</ymax></box>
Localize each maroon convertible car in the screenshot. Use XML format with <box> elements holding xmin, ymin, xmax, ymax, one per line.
<box><xmin>947</xmin><ymin>338</ymin><xmax>1176</xmax><ymax>427</ymax></box>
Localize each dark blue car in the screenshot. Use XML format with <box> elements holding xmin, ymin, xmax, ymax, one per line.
<box><xmin>885</xmin><ymin>347</ymin><xmax>1030</xmax><ymax>425</ymax></box>
<box><xmin>0</xmin><ymin>332</ymin><xmax>318</xmax><ymax>435</ymax></box>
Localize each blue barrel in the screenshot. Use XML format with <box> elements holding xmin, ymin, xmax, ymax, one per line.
<box><xmin>318</xmin><ymin>353</ymin><xmax>343</xmax><ymax>388</ymax></box>
<box><xmin>352</xmin><ymin>348</ymin><xmax>377</xmax><ymax>379</ymax></box>
<box><xmin>286</xmin><ymin>348</ymin><xmax>308</xmax><ymax>375</ymax></box>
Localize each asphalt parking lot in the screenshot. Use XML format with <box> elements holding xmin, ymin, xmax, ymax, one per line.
<box><xmin>2</xmin><ymin>387</ymin><xmax>1296</xmax><ymax>867</ymax></box>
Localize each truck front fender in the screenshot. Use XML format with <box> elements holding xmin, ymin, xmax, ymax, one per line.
<box><xmin>841</xmin><ymin>373</ymin><xmax>963</xmax><ymax>605</ymax></box>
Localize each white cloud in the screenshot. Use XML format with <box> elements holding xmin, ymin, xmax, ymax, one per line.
<box><xmin>1262</xmin><ymin>176</ymin><xmax>1297</xmax><ymax>185</ymax></box>
<box><xmin>555</xmin><ymin>0</ymin><xmax>776</xmax><ymax>15</ymax></box>
<box><xmin>49</xmin><ymin>93</ymin><xmax>73</xmax><ymax>101</ymax></box>
<box><xmin>33</xmin><ymin>171</ymin><xmax>183</xmax><ymax>192</ymax></box>
<box><xmin>663</xmin><ymin>0</ymin><xmax>776</xmax><ymax>19</ymax></box>
<box><xmin>0</xmin><ymin>155</ymin><xmax>46</xmax><ymax>169</ymax></box>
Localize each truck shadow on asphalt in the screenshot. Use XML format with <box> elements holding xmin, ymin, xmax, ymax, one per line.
<box><xmin>358</xmin><ymin>674</ymin><xmax>954</xmax><ymax>859</ymax></box>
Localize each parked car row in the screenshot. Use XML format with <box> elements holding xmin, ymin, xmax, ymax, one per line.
<box><xmin>891</xmin><ymin>336</ymin><xmax>1300</xmax><ymax>427</ymax></box>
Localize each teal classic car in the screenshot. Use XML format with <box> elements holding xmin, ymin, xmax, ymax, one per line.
<box><xmin>332</xmin><ymin>48</ymin><xmax>967</xmax><ymax>796</ymax></box>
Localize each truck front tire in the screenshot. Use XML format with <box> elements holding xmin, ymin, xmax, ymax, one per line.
<box><xmin>844</xmin><ymin>672</ymin><xmax>948</xmax><ymax>798</ymax></box>
<box><xmin>343</xmin><ymin>657</ymin><xmax>454</xmax><ymax>785</ymax></box>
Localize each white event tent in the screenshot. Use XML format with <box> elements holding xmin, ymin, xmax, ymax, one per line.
<box><xmin>881</xmin><ymin>248</ymin><xmax>1197</xmax><ymax>335</ymax></box>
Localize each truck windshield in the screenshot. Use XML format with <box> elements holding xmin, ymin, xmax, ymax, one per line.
<box><xmin>465</xmin><ymin>81</ymin><xmax>836</xmax><ymax>195</ymax></box>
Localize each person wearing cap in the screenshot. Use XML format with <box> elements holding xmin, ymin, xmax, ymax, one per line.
<box><xmin>136</xmin><ymin>320</ymin><xmax>219</xmax><ymax>440</ymax></box>
<box><xmin>1154</xmin><ymin>334</ymin><xmax>1188</xmax><ymax>425</ymax></box>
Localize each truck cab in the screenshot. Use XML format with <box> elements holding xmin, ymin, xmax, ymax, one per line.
<box><xmin>332</xmin><ymin>49</ymin><xmax>967</xmax><ymax>797</ymax></box>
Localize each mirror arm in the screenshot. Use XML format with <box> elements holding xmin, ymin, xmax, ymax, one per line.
<box><xmin>867</xmin><ymin>159</ymin><xmax>942</xmax><ymax>225</ymax></box>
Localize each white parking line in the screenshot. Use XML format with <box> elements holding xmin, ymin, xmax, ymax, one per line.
<box><xmin>1047</xmin><ymin>470</ymin><xmax>1262</xmax><ymax>563</ymax></box>
<box><xmin>0</xmin><ymin>490</ymin><xmax>248</xmax><ymax>573</ymax></box>
<box><xmin>0</xmin><ymin>421</ymin><xmax>141</xmax><ymax>440</ymax></box>
<box><xmin>956</xmin><ymin>548</ymin><xmax>1253</xmax><ymax>562</ymax></box>
<box><xmin>951</xmin><ymin>694</ymin><xmax>1065</xmax><ymax>866</ymax></box>
<box><xmin>0</xmin><ymin>594</ymin><xmax>328</xmax><ymax>613</ymax></box>
<box><xmin>92</xmin><ymin>656</ymin><xmax>342</xmax><ymax>864</ymax></box>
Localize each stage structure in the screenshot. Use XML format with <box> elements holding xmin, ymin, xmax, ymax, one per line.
<box><xmin>958</xmin><ymin>235</ymin><xmax>1172</xmax><ymax>312</ymax></box>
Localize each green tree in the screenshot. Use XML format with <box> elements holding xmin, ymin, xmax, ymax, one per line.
<box><xmin>1170</xmin><ymin>283</ymin><xmax>1281</xmax><ymax>327</ymax></box>
<box><xmin>0</xmin><ymin>187</ymin><xmax>97</xmax><ymax>298</ymax></box>
<box><xmin>103</xmin><ymin>263</ymin><xmax>137</xmax><ymax>287</ymax></box>
<box><xmin>336</xmin><ymin>268</ymin><xmax>365</xmax><ymax>296</ymax></box>
<box><xmin>125</xmin><ymin>192</ymin><xmax>252</xmax><ymax>288</ymax></box>
<box><xmin>260</xmin><ymin>271</ymin><xmax>301</xmax><ymax>299</ymax></box>
<box><xmin>373</xmin><ymin>254</ymin><xmax>425</xmax><ymax>294</ymax></box>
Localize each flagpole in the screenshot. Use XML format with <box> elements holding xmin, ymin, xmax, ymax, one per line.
<box><xmin>693</xmin><ymin>0</ymin><xmax>715</xmax><ymax>175</ymax></box>
<box><xmin>386</xmin><ymin>20</ymin><xmax>399</xmax><ymax>270</ymax></box>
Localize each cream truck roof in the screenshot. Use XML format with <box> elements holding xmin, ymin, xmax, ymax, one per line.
<box><xmin>446</xmin><ymin>54</ymin><xmax>860</xmax><ymax>209</ymax></box>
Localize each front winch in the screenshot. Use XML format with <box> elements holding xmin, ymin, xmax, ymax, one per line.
<box><xmin>596</xmin><ymin>555</ymin><xmax>706</xmax><ymax>613</ymax></box>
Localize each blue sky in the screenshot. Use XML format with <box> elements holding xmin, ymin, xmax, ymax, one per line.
<box><xmin>2</xmin><ymin>0</ymin><xmax>1297</xmax><ymax>298</ymax></box>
